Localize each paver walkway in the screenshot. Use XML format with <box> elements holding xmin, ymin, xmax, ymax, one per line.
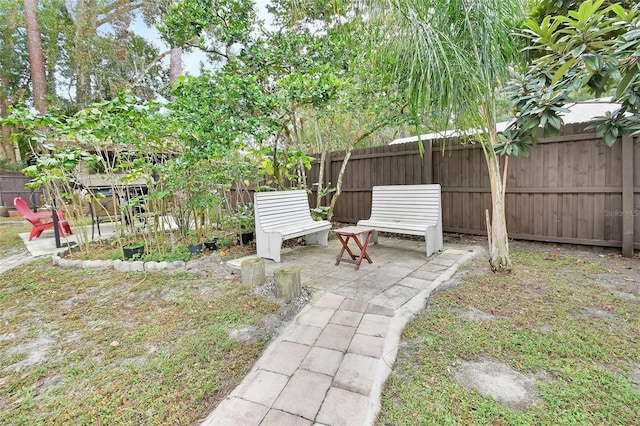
<box><xmin>0</xmin><ymin>251</ymin><xmax>36</xmax><ymax>275</ymax></box>
<box><xmin>202</xmin><ymin>238</ymin><xmax>480</xmax><ymax>425</ymax></box>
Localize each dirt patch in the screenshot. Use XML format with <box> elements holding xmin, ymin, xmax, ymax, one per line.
<box><xmin>3</xmin><ymin>333</ymin><xmax>55</xmax><ymax>372</ymax></box>
<box><xmin>449</xmin><ymin>306</ymin><xmax>496</xmax><ymax>321</ymax></box>
<box><xmin>454</xmin><ymin>359</ymin><xmax>544</xmax><ymax>412</ymax></box>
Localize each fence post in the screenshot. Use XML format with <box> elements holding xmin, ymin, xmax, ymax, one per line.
<box><xmin>621</xmin><ymin>134</ymin><xmax>634</xmax><ymax>257</ymax></box>
<box><xmin>424</xmin><ymin>140</ymin><xmax>433</xmax><ymax>184</ymax></box>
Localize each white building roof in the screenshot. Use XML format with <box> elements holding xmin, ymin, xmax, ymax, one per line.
<box><xmin>389</xmin><ymin>99</ymin><xmax>621</xmax><ymax>145</ymax></box>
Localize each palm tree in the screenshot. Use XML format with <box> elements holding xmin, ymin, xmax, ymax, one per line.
<box><xmin>369</xmin><ymin>0</ymin><xmax>526</xmax><ymax>271</ymax></box>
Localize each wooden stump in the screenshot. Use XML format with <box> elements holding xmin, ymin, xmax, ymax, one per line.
<box><xmin>274</xmin><ymin>266</ymin><xmax>301</xmax><ymax>301</ymax></box>
<box><xmin>241</xmin><ymin>258</ymin><xmax>265</xmax><ymax>287</ymax></box>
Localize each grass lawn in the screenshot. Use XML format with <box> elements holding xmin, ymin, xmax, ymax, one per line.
<box><xmin>378</xmin><ymin>244</ymin><xmax>640</xmax><ymax>425</ymax></box>
<box><xmin>0</xmin><ymin>259</ymin><xmax>280</xmax><ymax>425</ymax></box>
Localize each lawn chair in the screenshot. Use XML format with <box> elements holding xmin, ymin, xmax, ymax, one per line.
<box><xmin>13</xmin><ymin>197</ymin><xmax>73</xmax><ymax>241</ymax></box>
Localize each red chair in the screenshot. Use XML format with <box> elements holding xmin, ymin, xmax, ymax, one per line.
<box><xmin>13</xmin><ymin>197</ymin><xmax>73</xmax><ymax>241</ymax></box>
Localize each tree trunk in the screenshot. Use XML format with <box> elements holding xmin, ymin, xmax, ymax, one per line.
<box><xmin>169</xmin><ymin>46</ymin><xmax>182</xmax><ymax>84</ymax></box>
<box><xmin>1</xmin><ymin>4</ymin><xmax>16</xmax><ymax>163</ymax></box>
<box><xmin>327</xmin><ymin>148</ymin><xmax>352</xmax><ymax>221</ymax></box>
<box><xmin>23</xmin><ymin>0</ymin><xmax>48</xmax><ymax>113</ymax></box>
<box><xmin>478</xmin><ymin>102</ymin><xmax>513</xmax><ymax>272</ymax></box>
<box><xmin>68</xmin><ymin>0</ymin><xmax>98</xmax><ymax>108</ymax></box>
<box><xmin>1</xmin><ymin>75</ymin><xmax>17</xmax><ymax>163</ymax></box>
<box><xmin>485</xmin><ymin>154</ymin><xmax>512</xmax><ymax>271</ymax></box>
<box><xmin>316</xmin><ymin>149</ymin><xmax>327</xmax><ymax>207</ymax></box>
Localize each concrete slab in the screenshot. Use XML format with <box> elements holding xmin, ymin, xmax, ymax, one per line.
<box><xmin>356</xmin><ymin>314</ymin><xmax>392</xmax><ymax>338</ymax></box>
<box><xmin>348</xmin><ymin>334</ymin><xmax>385</xmax><ymax>358</ymax></box>
<box><xmin>330</xmin><ymin>310</ymin><xmax>364</xmax><ymax>327</ymax></box>
<box><xmin>300</xmin><ymin>347</ymin><xmax>344</xmax><ymax>376</ymax></box>
<box><xmin>339</xmin><ymin>299</ymin><xmax>369</xmax><ymax>313</ymax></box>
<box><xmin>272</xmin><ymin>369</ymin><xmax>332</xmax><ymax>420</ymax></box>
<box><xmin>201</xmin><ymin>397</ymin><xmax>269</xmax><ymax>426</ymax></box>
<box><xmin>333</xmin><ymin>353</ymin><xmax>380</xmax><ymax>395</ymax></box>
<box><xmin>233</xmin><ymin>370</ymin><xmax>289</xmax><ymax>407</ymax></box>
<box><xmin>296</xmin><ymin>306</ymin><xmax>335</xmax><ymax>328</ymax></box>
<box><xmin>261</xmin><ymin>410</ymin><xmax>312</xmax><ymax>426</ymax></box>
<box><xmin>314</xmin><ymin>324</ymin><xmax>357</xmax><ymax>352</ymax></box>
<box><xmin>259</xmin><ymin>341</ymin><xmax>310</xmax><ymax>376</ymax></box>
<box><xmin>368</xmin><ymin>285</ymin><xmax>421</xmax><ymax>310</ymax></box>
<box><xmin>409</xmin><ymin>269</ymin><xmax>442</xmax><ymax>281</ymax></box>
<box><xmin>281</xmin><ymin>324</ymin><xmax>323</xmax><ymax>346</ymax></box>
<box><xmin>17</xmin><ymin>217</ymin><xmax>179</xmax><ymax>258</ymax></box>
<box><xmin>312</xmin><ymin>292</ymin><xmax>346</xmax><ymax>309</ymax></box>
<box><xmin>315</xmin><ymin>387</ymin><xmax>369</xmax><ymax>426</ymax></box>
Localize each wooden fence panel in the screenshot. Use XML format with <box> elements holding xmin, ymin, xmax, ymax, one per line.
<box><xmin>0</xmin><ymin>173</ymin><xmax>44</xmax><ymax>211</ymax></box>
<box><xmin>311</xmin><ymin>122</ymin><xmax>638</xmax><ymax>252</ymax></box>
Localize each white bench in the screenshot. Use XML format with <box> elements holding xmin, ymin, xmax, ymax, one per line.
<box><xmin>357</xmin><ymin>184</ymin><xmax>443</xmax><ymax>257</ymax></box>
<box><xmin>254</xmin><ymin>190</ymin><xmax>331</xmax><ymax>262</ymax></box>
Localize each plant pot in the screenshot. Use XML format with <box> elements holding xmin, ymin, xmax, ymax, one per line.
<box><xmin>189</xmin><ymin>243</ymin><xmax>204</xmax><ymax>254</ymax></box>
<box><xmin>123</xmin><ymin>244</ymin><xmax>145</xmax><ymax>260</ymax></box>
<box><xmin>238</xmin><ymin>231</ymin><xmax>254</xmax><ymax>245</ymax></box>
<box><xmin>204</xmin><ymin>240</ymin><xmax>218</xmax><ymax>251</ymax></box>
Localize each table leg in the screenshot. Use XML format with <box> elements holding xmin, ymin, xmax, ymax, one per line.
<box><xmin>335</xmin><ymin>234</ymin><xmax>356</xmax><ymax>265</ymax></box>
<box><xmin>354</xmin><ymin>231</ymin><xmax>374</xmax><ymax>266</ymax></box>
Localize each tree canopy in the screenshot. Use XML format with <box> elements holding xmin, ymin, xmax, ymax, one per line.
<box><xmin>505</xmin><ymin>0</ymin><xmax>640</xmax><ymax>149</ymax></box>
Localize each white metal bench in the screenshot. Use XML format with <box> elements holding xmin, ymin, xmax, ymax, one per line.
<box><xmin>254</xmin><ymin>190</ymin><xmax>331</xmax><ymax>262</ymax></box>
<box><xmin>357</xmin><ymin>184</ymin><xmax>443</xmax><ymax>257</ymax></box>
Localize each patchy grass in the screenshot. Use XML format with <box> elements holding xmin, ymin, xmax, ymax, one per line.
<box><xmin>378</xmin><ymin>245</ymin><xmax>640</xmax><ymax>425</ymax></box>
<box><xmin>0</xmin><ymin>218</ymin><xmax>30</xmax><ymax>257</ymax></box>
<box><xmin>0</xmin><ymin>260</ymin><xmax>279</xmax><ymax>425</ymax></box>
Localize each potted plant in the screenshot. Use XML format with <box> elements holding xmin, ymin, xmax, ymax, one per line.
<box><xmin>122</xmin><ymin>241</ymin><xmax>145</xmax><ymax>260</ymax></box>
<box><xmin>235</xmin><ymin>203</ymin><xmax>255</xmax><ymax>245</ymax></box>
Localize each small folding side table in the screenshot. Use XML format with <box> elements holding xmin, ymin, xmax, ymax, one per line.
<box><xmin>332</xmin><ymin>226</ymin><xmax>375</xmax><ymax>270</ymax></box>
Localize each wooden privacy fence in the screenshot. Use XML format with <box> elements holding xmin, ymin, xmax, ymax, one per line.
<box><xmin>311</xmin><ymin>123</ymin><xmax>639</xmax><ymax>255</ymax></box>
<box><xmin>0</xmin><ymin>172</ymin><xmax>44</xmax><ymax>211</ymax></box>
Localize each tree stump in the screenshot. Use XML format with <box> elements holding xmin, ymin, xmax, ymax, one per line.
<box><xmin>274</xmin><ymin>266</ymin><xmax>301</xmax><ymax>301</ymax></box>
<box><xmin>241</xmin><ymin>258</ymin><xmax>265</xmax><ymax>287</ymax></box>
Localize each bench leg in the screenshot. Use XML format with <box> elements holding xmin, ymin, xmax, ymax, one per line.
<box><xmin>425</xmin><ymin>226</ymin><xmax>443</xmax><ymax>257</ymax></box>
<box><xmin>370</xmin><ymin>230</ymin><xmax>378</xmax><ymax>244</ymax></box>
<box><xmin>305</xmin><ymin>229</ymin><xmax>329</xmax><ymax>247</ymax></box>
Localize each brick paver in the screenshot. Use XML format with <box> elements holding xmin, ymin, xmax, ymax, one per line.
<box><xmin>333</xmin><ymin>353</ymin><xmax>380</xmax><ymax>395</ymax></box>
<box><xmin>272</xmin><ymin>369</ymin><xmax>332</xmax><ymax>420</ymax></box>
<box><xmin>316</xmin><ymin>387</ymin><xmax>369</xmax><ymax>426</ymax></box>
<box><xmin>260</xmin><ymin>341</ymin><xmax>310</xmax><ymax>376</ymax></box>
